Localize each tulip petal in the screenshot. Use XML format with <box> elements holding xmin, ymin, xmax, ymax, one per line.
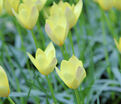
<box><xmin>45</xmin><ymin>23</ymin><xmax>60</xmax><ymax>46</ymax></box>
<box><xmin>0</xmin><ymin>0</ymin><xmax>3</xmax><ymax>14</ymax></box>
<box><xmin>27</xmin><ymin>52</ymin><xmax>36</xmax><ymax>65</ymax></box>
<box><xmin>0</xmin><ymin>66</ymin><xmax>10</xmax><ymax>97</ymax></box>
<box><xmin>65</xmin><ymin>7</ymin><xmax>76</xmax><ymax>28</ymax></box>
<box><xmin>74</xmin><ymin>0</ymin><xmax>83</xmax><ymax>21</ymax></box>
<box><xmin>36</xmin><ymin>48</ymin><xmax>44</xmax><ymax>58</ymax></box>
<box><xmin>44</xmin><ymin>58</ymin><xmax>57</xmax><ymax>75</ymax></box>
<box><xmin>45</xmin><ymin>42</ymin><xmax>55</xmax><ymax>57</ymax></box>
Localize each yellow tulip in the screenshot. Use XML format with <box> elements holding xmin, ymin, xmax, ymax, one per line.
<box><xmin>0</xmin><ymin>66</ymin><xmax>10</xmax><ymax>97</ymax></box>
<box><xmin>4</xmin><ymin>0</ymin><xmax>20</xmax><ymax>15</ymax></box>
<box><xmin>50</xmin><ymin>0</ymin><xmax>83</xmax><ymax>29</ymax></box>
<box><xmin>94</xmin><ymin>0</ymin><xmax>113</xmax><ymax>10</ymax></box>
<box><xmin>45</xmin><ymin>15</ymin><xmax>69</xmax><ymax>46</ymax></box>
<box><xmin>27</xmin><ymin>42</ymin><xmax>57</xmax><ymax>75</ymax></box>
<box><xmin>114</xmin><ymin>37</ymin><xmax>121</xmax><ymax>53</ymax></box>
<box><xmin>56</xmin><ymin>55</ymin><xmax>86</xmax><ymax>89</ymax></box>
<box><xmin>12</xmin><ymin>1</ymin><xmax>39</xmax><ymax>30</ymax></box>
<box><xmin>0</xmin><ymin>0</ymin><xmax>3</xmax><ymax>14</ymax></box>
<box><xmin>23</xmin><ymin>0</ymin><xmax>47</xmax><ymax>11</ymax></box>
<box><xmin>113</xmin><ymin>0</ymin><xmax>121</xmax><ymax>10</ymax></box>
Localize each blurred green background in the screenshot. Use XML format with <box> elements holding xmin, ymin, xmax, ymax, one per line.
<box><xmin>0</xmin><ymin>0</ymin><xmax>121</xmax><ymax>104</ymax></box>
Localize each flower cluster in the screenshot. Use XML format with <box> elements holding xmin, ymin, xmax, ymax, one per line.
<box><xmin>45</xmin><ymin>0</ymin><xmax>83</xmax><ymax>46</ymax></box>
<box><xmin>0</xmin><ymin>0</ymin><xmax>86</xmax><ymax>98</ymax></box>
<box><xmin>27</xmin><ymin>42</ymin><xmax>86</xmax><ymax>89</ymax></box>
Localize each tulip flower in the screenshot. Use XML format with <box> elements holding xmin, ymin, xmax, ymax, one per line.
<box><xmin>50</xmin><ymin>0</ymin><xmax>83</xmax><ymax>29</ymax></box>
<box><xmin>94</xmin><ymin>0</ymin><xmax>113</xmax><ymax>10</ymax></box>
<box><xmin>0</xmin><ymin>66</ymin><xmax>10</xmax><ymax>97</ymax></box>
<box><xmin>113</xmin><ymin>0</ymin><xmax>121</xmax><ymax>10</ymax></box>
<box><xmin>4</xmin><ymin>0</ymin><xmax>20</xmax><ymax>15</ymax></box>
<box><xmin>56</xmin><ymin>55</ymin><xmax>86</xmax><ymax>89</ymax></box>
<box><xmin>45</xmin><ymin>15</ymin><xmax>69</xmax><ymax>46</ymax></box>
<box><xmin>12</xmin><ymin>1</ymin><xmax>39</xmax><ymax>30</ymax></box>
<box><xmin>23</xmin><ymin>0</ymin><xmax>47</xmax><ymax>11</ymax></box>
<box><xmin>114</xmin><ymin>38</ymin><xmax>121</xmax><ymax>53</ymax></box>
<box><xmin>27</xmin><ymin>42</ymin><xmax>57</xmax><ymax>75</ymax></box>
<box><xmin>0</xmin><ymin>0</ymin><xmax>3</xmax><ymax>14</ymax></box>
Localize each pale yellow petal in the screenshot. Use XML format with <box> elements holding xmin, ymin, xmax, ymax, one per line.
<box><xmin>74</xmin><ymin>0</ymin><xmax>83</xmax><ymax>23</ymax></box>
<box><xmin>36</xmin><ymin>48</ymin><xmax>44</xmax><ymax>59</ymax></box>
<box><xmin>45</xmin><ymin>23</ymin><xmax>61</xmax><ymax>46</ymax></box>
<box><xmin>44</xmin><ymin>58</ymin><xmax>57</xmax><ymax>75</ymax></box>
<box><xmin>45</xmin><ymin>42</ymin><xmax>55</xmax><ymax>57</ymax></box>
<box><xmin>0</xmin><ymin>0</ymin><xmax>3</xmax><ymax>14</ymax></box>
<box><xmin>4</xmin><ymin>0</ymin><xmax>20</xmax><ymax>15</ymax></box>
<box><xmin>27</xmin><ymin>52</ymin><xmax>36</xmax><ymax>65</ymax></box>
<box><xmin>95</xmin><ymin>0</ymin><xmax>113</xmax><ymax>10</ymax></box>
<box><xmin>113</xmin><ymin>0</ymin><xmax>121</xmax><ymax>10</ymax></box>
<box><xmin>65</xmin><ymin>7</ymin><xmax>76</xmax><ymax>29</ymax></box>
<box><xmin>0</xmin><ymin>66</ymin><xmax>10</xmax><ymax>97</ymax></box>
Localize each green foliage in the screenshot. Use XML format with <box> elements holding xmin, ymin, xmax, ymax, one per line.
<box><xmin>0</xmin><ymin>0</ymin><xmax>121</xmax><ymax>104</ymax></box>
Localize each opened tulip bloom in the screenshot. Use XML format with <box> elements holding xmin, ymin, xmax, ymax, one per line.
<box><xmin>27</xmin><ymin>42</ymin><xmax>57</xmax><ymax>75</ymax></box>
<box><xmin>0</xmin><ymin>66</ymin><xmax>10</xmax><ymax>97</ymax></box>
<box><xmin>56</xmin><ymin>55</ymin><xmax>86</xmax><ymax>89</ymax></box>
<box><xmin>113</xmin><ymin>0</ymin><xmax>121</xmax><ymax>10</ymax></box>
<box><xmin>4</xmin><ymin>0</ymin><xmax>20</xmax><ymax>15</ymax></box>
<box><xmin>12</xmin><ymin>1</ymin><xmax>39</xmax><ymax>30</ymax></box>
<box><xmin>50</xmin><ymin>0</ymin><xmax>83</xmax><ymax>29</ymax></box>
<box><xmin>45</xmin><ymin>15</ymin><xmax>69</xmax><ymax>46</ymax></box>
<box><xmin>23</xmin><ymin>0</ymin><xmax>47</xmax><ymax>11</ymax></box>
<box><xmin>114</xmin><ymin>37</ymin><xmax>121</xmax><ymax>53</ymax></box>
<box><xmin>94</xmin><ymin>0</ymin><xmax>113</xmax><ymax>10</ymax></box>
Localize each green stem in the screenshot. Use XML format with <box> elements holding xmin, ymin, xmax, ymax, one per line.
<box><xmin>69</xmin><ymin>31</ymin><xmax>75</xmax><ymax>54</ymax></box>
<box><xmin>74</xmin><ymin>89</ymin><xmax>81</xmax><ymax>104</ymax></box>
<box><xmin>119</xmin><ymin>53</ymin><xmax>121</xmax><ymax>72</ymax></box>
<box><xmin>101</xmin><ymin>9</ymin><xmax>112</xmax><ymax>78</ymax></box>
<box><xmin>46</xmin><ymin>76</ymin><xmax>57</xmax><ymax>104</ymax></box>
<box><xmin>30</xmin><ymin>30</ymin><xmax>38</xmax><ymax>49</ymax></box>
<box><xmin>8</xmin><ymin>97</ymin><xmax>15</xmax><ymax>104</ymax></box>
<box><xmin>37</xmin><ymin>22</ymin><xmax>45</xmax><ymax>49</ymax></box>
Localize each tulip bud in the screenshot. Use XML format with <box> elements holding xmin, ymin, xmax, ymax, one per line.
<box><xmin>12</xmin><ymin>1</ymin><xmax>39</xmax><ymax>30</ymax></box>
<box><xmin>94</xmin><ymin>0</ymin><xmax>113</xmax><ymax>10</ymax></box>
<box><xmin>0</xmin><ymin>0</ymin><xmax>3</xmax><ymax>14</ymax></box>
<box><xmin>56</xmin><ymin>55</ymin><xmax>86</xmax><ymax>89</ymax></box>
<box><xmin>27</xmin><ymin>42</ymin><xmax>57</xmax><ymax>75</ymax></box>
<box><xmin>4</xmin><ymin>0</ymin><xmax>20</xmax><ymax>15</ymax></box>
<box><xmin>114</xmin><ymin>38</ymin><xmax>121</xmax><ymax>53</ymax></box>
<box><xmin>0</xmin><ymin>66</ymin><xmax>10</xmax><ymax>97</ymax></box>
<box><xmin>45</xmin><ymin>15</ymin><xmax>69</xmax><ymax>46</ymax></box>
<box><xmin>113</xmin><ymin>0</ymin><xmax>121</xmax><ymax>10</ymax></box>
<box><xmin>23</xmin><ymin>0</ymin><xmax>47</xmax><ymax>11</ymax></box>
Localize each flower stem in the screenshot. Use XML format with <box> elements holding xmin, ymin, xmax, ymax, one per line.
<box><xmin>30</xmin><ymin>30</ymin><xmax>38</xmax><ymax>49</ymax></box>
<box><xmin>46</xmin><ymin>76</ymin><xmax>57</xmax><ymax>104</ymax></box>
<box><xmin>69</xmin><ymin>31</ymin><xmax>75</xmax><ymax>54</ymax></box>
<box><xmin>8</xmin><ymin>97</ymin><xmax>15</xmax><ymax>104</ymax></box>
<box><xmin>74</xmin><ymin>89</ymin><xmax>81</xmax><ymax>104</ymax></box>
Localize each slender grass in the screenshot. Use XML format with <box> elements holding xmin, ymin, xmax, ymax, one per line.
<box><xmin>30</xmin><ymin>30</ymin><xmax>39</xmax><ymax>49</ymax></box>
<box><xmin>100</xmin><ymin>9</ymin><xmax>112</xmax><ymax>79</ymax></box>
<box><xmin>74</xmin><ymin>89</ymin><xmax>81</xmax><ymax>104</ymax></box>
<box><xmin>46</xmin><ymin>76</ymin><xmax>57</xmax><ymax>104</ymax></box>
<box><xmin>8</xmin><ymin>97</ymin><xmax>15</xmax><ymax>104</ymax></box>
<box><xmin>68</xmin><ymin>31</ymin><xmax>75</xmax><ymax>54</ymax></box>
